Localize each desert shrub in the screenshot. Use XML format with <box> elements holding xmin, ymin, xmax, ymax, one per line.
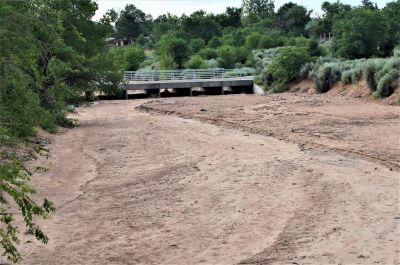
<box><xmin>309</xmin><ymin>57</ymin><xmax>340</xmax><ymax>79</ymax></box>
<box><xmin>261</xmin><ymin>67</ymin><xmax>274</xmax><ymax>86</ymax></box>
<box><xmin>184</xmin><ymin>55</ymin><xmax>207</xmax><ymax>69</ymax></box>
<box><xmin>299</xmin><ymin>62</ymin><xmax>314</xmax><ymax>79</ymax></box>
<box><xmin>326</xmin><ymin>59</ymin><xmax>364</xmax><ymax>85</ymax></box>
<box><xmin>363</xmin><ymin>59</ymin><xmax>385</xmax><ymax>91</ymax></box>
<box><xmin>205</xmin><ymin>59</ymin><xmax>219</xmax><ymax>68</ymax></box>
<box><xmin>351</xmin><ymin>67</ymin><xmax>363</xmax><ymax>83</ymax></box>
<box><xmin>395</xmin><ymin>46</ymin><xmax>400</xmax><ymax>57</ymax></box>
<box><xmin>375</xmin><ymin>57</ymin><xmax>400</xmax><ymax>81</ymax></box>
<box><xmin>314</xmin><ymin>62</ymin><xmax>342</xmax><ymax>93</ymax></box>
<box><xmin>308</xmin><ymin>38</ymin><xmax>326</xmax><ymax>57</ymax></box>
<box><xmin>370</xmin><ymin>57</ymin><xmax>400</xmax><ymax>97</ymax></box>
<box><xmin>341</xmin><ymin>70</ymin><xmax>353</xmax><ymax>84</ymax></box>
<box><xmin>376</xmin><ymin>70</ymin><xmax>399</xmax><ymax>97</ymax></box>
<box><xmin>252</xmin><ymin>48</ymin><xmax>280</xmax><ymax>71</ymax></box>
<box><xmin>198</xmin><ymin>48</ymin><xmax>217</xmax><ymax>59</ymax></box>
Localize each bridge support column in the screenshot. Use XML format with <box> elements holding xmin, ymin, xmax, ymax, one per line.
<box><xmin>123</xmin><ymin>90</ymin><xmax>128</xmax><ymax>100</ymax></box>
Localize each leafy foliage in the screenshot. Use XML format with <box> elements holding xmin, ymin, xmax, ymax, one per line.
<box><xmin>184</xmin><ymin>55</ymin><xmax>207</xmax><ymax>69</ymax></box>
<box><xmin>115</xmin><ymin>4</ymin><xmax>149</xmax><ymax>40</ymax></box>
<box><xmin>156</xmin><ymin>33</ymin><xmax>190</xmax><ymax>69</ymax></box>
<box><xmin>332</xmin><ymin>7</ymin><xmax>387</xmax><ymax>58</ymax></box>
<box><xmin>242</xmin><ymin>0</ymin><xmax>275</xmax><ymax>21</ymax></box>
<box><xmin>263</xmin><ymin>47</ymin><xmax>312</xmax><ymax>92</ymax></box>
<box><xmin>276</xmin><ymin>2</ymin><xmax>311</xmax><ymax>36</ymax></box>
<box><xmin>0</xmin><ymin>0</ymin><xmax>117</xmax><ymax>262</ymax></box>
<box><xmin>124</xmin><ymin>46</ymin><xmax>146</xmax><ymax>71</ymax></box>
<box><xmin>0</xmin><ymin>153</ymin><xmax>55</xmax><ymax>263</ymax></box>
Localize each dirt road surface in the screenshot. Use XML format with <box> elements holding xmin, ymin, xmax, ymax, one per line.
<box><xmin>16</xmin><ymin>94</ymin><xmax>399</xmax><ymax>265</ymax></box>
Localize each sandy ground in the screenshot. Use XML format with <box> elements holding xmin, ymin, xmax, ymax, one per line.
<box><xmin>13</xmin><ymin>93</ymin><xmax>400</xmax><ymax>265</ymax></box>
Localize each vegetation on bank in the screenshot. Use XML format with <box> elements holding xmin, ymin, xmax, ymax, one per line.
<box><xmin>0</xmin><ymin>0</ymin><xmax>399</xmax><ymax>262</ymax></box>
<box><xmin>0</xmin><ymin>0</ymin><xmax>117</xmax><ymax>262</ymax></box>
<box><xmin>107</xmin><ymin>0</ymin><xmax>399</xmax><ymax>98</ymax></box>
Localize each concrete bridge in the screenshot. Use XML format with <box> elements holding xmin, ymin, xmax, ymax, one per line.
<box><xmin>123</xmin><ymin>69</ymin><xmax>255</xmax><ymax>98</ymax></box>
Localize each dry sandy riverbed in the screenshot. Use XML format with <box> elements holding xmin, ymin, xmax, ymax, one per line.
<box><xmin>15</xmin><ymin>93</ymin><xmax>400</xmax><ymax>265</ymax></box>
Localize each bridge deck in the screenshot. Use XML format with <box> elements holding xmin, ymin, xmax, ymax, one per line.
<box><xmin>124</xmin><ymin>77</ymin><xmax>254</xmax><ymax>90</ymax></box>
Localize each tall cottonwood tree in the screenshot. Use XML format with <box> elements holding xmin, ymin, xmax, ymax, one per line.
<box><xmin>242</xmin><ymin>0</ymin><xmax>275</xmax><ymax>21</ymax></box>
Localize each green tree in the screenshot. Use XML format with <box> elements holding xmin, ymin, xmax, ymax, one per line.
<box><xmin>308</xmin><ymin>1</ymin><xmax>352</xmax><ymax>37</ymax></box>
<box><xmin>217</xmin><ymin>45</ymin><xmax>250</xmax><ymax>68</ymax></box>
<box><xmin>181</xmin><ymin>10</ymin><xmax>222</xmax><ymax>42</ymax></box>
<box><xmin>184</xmin><ymin>55</ymin><xmax>207</xmax><ymax>69</ymax></box>
<box><xmin>115</xmin><ymin>4</ymin><xmax>148</xmax><ymax>40</ymax></box>
<box><xmin>215</xmin><ymin>7</ymin><xmax>243</xmax><ymax>28</ymax></box>
<box><xmin>242</xmin><ymin>0</ymin><xmax>275</xmax><ymax>22</ymax></box>
<box><xmin>361</xmin><ymin>0</ymin><xmax>378</xmax><ymax>9</ymax></box>
<box><xmin>0</xmin><ymin>1</ymin><xmax>58</xmax><ymax>262</ymax></box>
<box><xmin>217</xmin><ymin>45</ymin><xmax>237</xmax><ymax>68</ymax></box>
<box><xmin>198</xmin><ymin>48</ymin><xmax>218</xmax><ymax>59</ymax></box>
<box><xmin>245</xmin><ymin>33</ymin><xmax>263</xmax><ymax>50</ymax></box>
<box><xmin>189</xmin><ymin>38</ymin><xmax>206</xmax><ymax>54</ymax></box>
<box><xmin>268</xmin><ymin>47</ymin><xmax>312</xmax><ymax>83</ymax></box>
<box><xmin>382</xmin><ymin>1</ymin><xmax>400</xmax><ymax>56</ymax></box>
<box><xmin>208</xmin><ymin>36</ymin><xmax>222</xmax><ymax>48</ymax></box>
<box><xmin>332</xmin><ymin>8</ymin><xmax>388</xmax><ymax>58</ymax></box>
<box><xmin>124</xmin><ymin>46</ymin><xmax>146</xmax><ymax>71</ymax></box>
<box><xmin>156</xmin><ymin>33</ymin><xmax>190</xmax><ymax>68</ymax></box>
<box><xmin>262</xmin><ymin>47</ymin><xmax>312</xmax><ymax>92</ymax></box>
<box><xmin>101</xmin><ymin>8</ymin><xmax>118</xmax><ymax>24</ymax></box>
<box><xmin>276</xmin><ymin>2</ymin><xmax>311</xmax><ymax>36</ymax></box>
<box><xmin>152</xmin><ymin>13</ymin><xmax>180</xmax><ymax>41</ymax></box>
<box><xmin>0</xmin><ymin>0</ymin><xmax>118</xmax><ymax>261</ymax></box>
<box><xmin>159</xmin><ymin>53</ymin><xmax>178</xmax><ymax>69</ymax></box>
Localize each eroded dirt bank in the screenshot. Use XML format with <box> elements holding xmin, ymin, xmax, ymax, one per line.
<box><xmin>16</xmin><ymin>94</ymin><xmax>399</xmax><ymax>265</ymax></box>
<box><xmin>140</xmin><ymin>93</ymin><xmax>400</xmax><ymax>170</ymax></box>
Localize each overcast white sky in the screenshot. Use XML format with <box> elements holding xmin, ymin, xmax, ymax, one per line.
<box><xmin>93</xmin><ymin>0</ymin><xmax>392</xmax><ymax>21</ymax></box>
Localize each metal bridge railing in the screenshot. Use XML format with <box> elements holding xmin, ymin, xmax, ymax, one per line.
<box><xmin>123</xmin><ymin>68</ymin><xmax>254</xmax><ymax>82</ymax></box>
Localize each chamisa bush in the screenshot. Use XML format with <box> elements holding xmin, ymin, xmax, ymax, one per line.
<box><xmin>298</xmin><ymin>62</ymin><xmax>314</xmax><ymax>79</ymax></box>
<box><xmin>363</xmin><ymin>59</ymin><xmax>385</xmax><ymax>91</ymax></box>
<box><xmin>376</xmin><ymin>70</ymin><xmax>399</xmax><ymax>97</ymax></box>
<box><xmin>314</xmin><ymin>62</ymin><xmax>342</xmax><ymax>93</ymax></box>
<box><xmin>374</xmin><ymin>57</ymin><xmax>400</xmax><ymax>97</ymax></box>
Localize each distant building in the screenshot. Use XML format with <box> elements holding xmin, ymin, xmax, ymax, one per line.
<box><xmin>106</xmin><ymin>37</ymin><xmax>131</xmax><ymax>47</ymax></box>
